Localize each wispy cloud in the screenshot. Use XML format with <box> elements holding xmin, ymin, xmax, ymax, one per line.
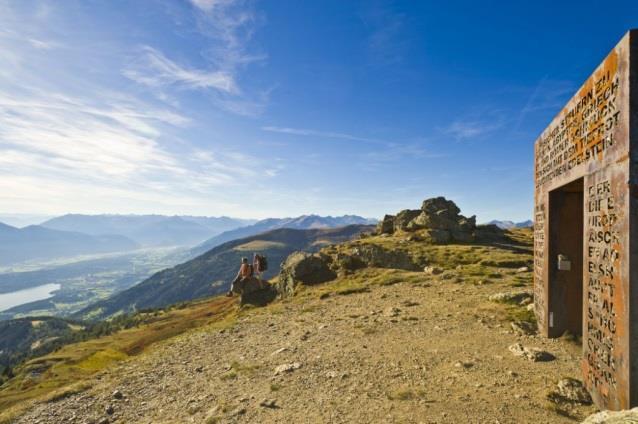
<box><xmin>126</xmin><ymin>0</ymin><xmax>269</xmax><ymax>116</ymax></box>
<box><xmin>513</xmin><ymin>77</ymin><xmax>574</xmax><ymax>131</ymax></box>
<box><xmin>441</xmin><ymin>109</ymin><xmax>506</xmax><ymax>141</ymax></box>
<box><xmin>261</xmin><ymin>126</ymin><xmax>388</xmax><ymax>145</ymax></box>
<box><xmin>27</xmin><ymin>38</ymin><xmax>61</xmax><ymax>50</ymax></box>
<box><xmin>123</xmin><ymin>46</ymin><xmax>238</xmax><ymax>93</ymax></box>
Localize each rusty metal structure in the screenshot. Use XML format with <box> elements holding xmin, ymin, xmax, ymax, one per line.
<box><xmin>534</xmin><ymin>29</ymin><xmax>638</xmax><ymax>410</ymax></box>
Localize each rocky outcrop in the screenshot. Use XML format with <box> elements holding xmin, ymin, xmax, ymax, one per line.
<box><xmin>277</xmin><ymin>252</ymin><xmax>337</xmax><ymax>297</ymax></box>
<box><xmin>376</xmin><ymin>214</ymin><xmax>395</xmax><ymax>235</ymax></box>
<box><xmin>277</xmin><ymin>242</ymin><xmax>418</xmax><ymax>298</ymax></box>
<box><xmin>374</xmin><ymin>196</ymin><xmax>476</xmax><ymax>243</ymax></box>
<box><xmin>348</xmin><ymin>244</ymin><xmax>417</xmax><ymax>270</ymax></box>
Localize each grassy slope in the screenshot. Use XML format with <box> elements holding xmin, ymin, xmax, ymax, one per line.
<box><xmin>1</xmin><ymin>227</ymin><xmax>536</xmax><ymax>422</ymax></box>
<box><xmin>0</xmin><ymin>296</ymin><xmax>237</xmax><ymax>422</ymax></box>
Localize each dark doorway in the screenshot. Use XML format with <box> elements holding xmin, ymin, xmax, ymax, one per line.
<box><xmin>548</xmin><ymin>178</ymin><xmax>584</xmax><ymax>338</ymax></box>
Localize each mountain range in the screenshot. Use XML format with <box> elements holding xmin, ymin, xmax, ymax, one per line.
<box><xmin>41</xmin><ymin>214</ymin><xmax>255</xmax><ymax>248</ymax></box>
<box><xmin>76</xmin><ymin>225</ymin><xmax>372</xmax><ymax>321</ymax></box>
<box><xmin>190</xmin><ymin>215</ymin><xmax>377</xmax><ymax>257</ymax></box>
<box><xmin>486</xmin><ymin>220</ymin><xmax>533</xmax><ymax>229</ymax></box>
<box><xmin>0</xmin><ymin>223</ymin><xmax>138</xmax><ymax>266</ymax></box>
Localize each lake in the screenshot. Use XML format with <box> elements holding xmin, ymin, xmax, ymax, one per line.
<box><xmin>0</xmin><ymin>283</ymin><xmax>60</xmax><ymax>312</ymax></box>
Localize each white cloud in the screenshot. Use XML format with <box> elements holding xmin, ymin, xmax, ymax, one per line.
<box><xmin>123</xmin><ymin>46</ymin><xmax>238</xmax><ymax>94</ymax></box>
<box><xmin>442</xmin><ymin>116</ymin><xmax>504</xmax><ymax>141</ymax></box>
<box><xmin>189</xmin><ymin>0</ymin><xmax>232</xmax><ymax>13</ymax></box>
<box><xmin>27</xmin><ymin>38</ymin><xmax>60</xmax><ymax>50</ymax></box>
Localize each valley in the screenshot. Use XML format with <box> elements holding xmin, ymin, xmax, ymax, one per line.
<box><xmin>0</xmin><ymin>247</ymin><xmax>188</xmax><ymax>321</ymax></box>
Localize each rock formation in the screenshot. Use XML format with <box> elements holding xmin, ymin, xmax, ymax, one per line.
<box><xmin>375</xmin><ymin>196</ymin><xmax>476</xmax><ymax>243</ymax></box>
<box><xmin>277</xmin><ymin>252</ymin><xmax>337</xmax><ymax>297</ymax></box>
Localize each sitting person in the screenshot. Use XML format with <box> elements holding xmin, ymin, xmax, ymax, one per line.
<box><xmin>227</xmin><ymin>257</ymin><xmax>253</xmax><ymax>296</ymax></box>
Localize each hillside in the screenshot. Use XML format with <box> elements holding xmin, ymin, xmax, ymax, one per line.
<box><xmin>0</xmin><ymin>317</ymin><xmax>83</xmax><ymax>379</ymax></box>
<box><xmin>0</xmin><ymin>223</ymin><xmax>138</xmax><ymax>266</ymax></box>
<box><xmin>1</xmin><ymin>219</ymin><xmax>599</xmax><ymax>423</ymax></box>
<box><xmin>75</xmin><ymin>225</ymin><xmax>372</xmax><ymax>321</ymax></box>
<box><xmin>41</xmin><ymin>215</ymin><xmax>253</xmax><ymax>247</ymax></box>
<box><xmin>191</xmin><ymin>214</ymin><xmax>376</xmax><ymax>257</ymax></box>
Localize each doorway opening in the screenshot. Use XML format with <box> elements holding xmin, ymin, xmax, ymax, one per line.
<box><xmin>548</xmin><ymin>177</ymin><xmax>584</xmax><ymax>339</ymax></box>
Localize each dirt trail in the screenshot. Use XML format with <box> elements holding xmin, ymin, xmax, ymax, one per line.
<box><xmin>15</xmin><ymin>268</ymin><xmax>596</xmax><ymax>424</ymax></box>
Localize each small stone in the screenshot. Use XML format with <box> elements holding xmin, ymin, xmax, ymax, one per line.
<box><xmin>112</xmin><ymin>390</ymin><xmax>123</xmax><ymax>400</ymax></box>
<box><xmin>272</xmin><ymin>347</ymin><xmax>288</xmax><ymax>355</ymax></box>
<box><xmin>508</xmin><ymin>343</ymin><xmax>554</xmax><ymax>362</ymax></box>
<box><xmin>423</xmin><ymin>266</ymin><xmax>443</xmax><ymax>275</ymax></box>
<box><xmin>516</xmin><ymin>266</ymin><xmax>530</xmax><ymax>273</ymax></box>
<box><xmin>526</xmin><ymin>303</ymin><xmax>535</xmax><ymax>311</ymax></box>
<box><xmin>259</xmin><ymin>398</ymin><xmax>277</xmax><ymax>408</ymax></box>
<box><xmin>105</xmin><ymin>405</ymin><xmax>114</xmax><ymax>415</ymax></box>
<box><xmin>97</xmin><ymin>419</ymin><xmax>109</xmax><ymax>424</ymax></box>
<box><xmin>488</xmin><ymin>291</ymin><xmax>533</xmax><ymax>304</ymax></box>
<box><xmin>274</xmin><ymin>362</ymin><xmax>302</xmax><ymax>375</ymax></box>
<box><xmin>195</xmin><ymin>366</ymin><xmax>204</xmax><ymax>373</ymax></box>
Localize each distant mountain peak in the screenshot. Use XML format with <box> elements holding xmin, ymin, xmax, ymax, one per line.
<box><xmin>486</xmin><ymin>219</ymin><xmax>533</xmax><ymax>229</ymax></box>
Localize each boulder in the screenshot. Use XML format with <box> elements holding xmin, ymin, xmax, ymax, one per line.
<box><xmin>421</xmin><ymin>197</ymin><xmax>460</xmax><ymax>217</ymax></box>
<box><xmin>474</xmin><ymin>224</ymin><xmax>507</xmax><ymax>243</ymax></box>
<box><xmin>232</xmin><ymin>277</ymin><xmax>277</xmax><ymax>306</ymax></box>
<box><xmin>376</xmin><ymin>214</ymin><xmax>395</xmax><ymax>234</ymax></box>
<box><xmin>556</xmin><ymin>378</ymin><xmax>592</xmax><ymax>404</ymax></box>
<box><xmin>582</xmin><ymin>408</ymin><xmax>638</xmax><ymax>423</ymax></box>
<box><xmin>277</xmin><ymin>252</ymin><xmax>336</xmax><ymax>297</ymax></box>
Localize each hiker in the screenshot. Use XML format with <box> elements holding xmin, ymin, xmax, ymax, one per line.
<box><xmin>227</xmin><ymin>257</ymin><xmax>253</xmax><ymax>296</ymax></box>
<box><xmin>253</xmin><ymin>253</ymin><xmax>262</xmax><ymax>279</ymax></box>
<box><xmin>253</xmin><ymin>253</ymin><xmax>268</xmax><ymax>287</ymax></box>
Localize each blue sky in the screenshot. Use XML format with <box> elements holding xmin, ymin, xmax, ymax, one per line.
<box><xmin>1</xmin><ymin>0</ymin><xmax>637</xmax><ymax>221</ymax></box>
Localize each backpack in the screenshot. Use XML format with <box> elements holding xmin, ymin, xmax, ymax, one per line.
<box><xmin>256</xmin><ymin>254</ymin><xmax>268</xmax><ymax>272</ymax></box>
